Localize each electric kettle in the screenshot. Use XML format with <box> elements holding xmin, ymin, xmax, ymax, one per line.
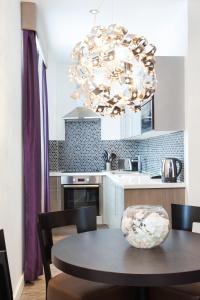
<box><xmin>161</xmin><ymin>158</ymin><xmax>182</xmax><ymax>182</ymax></box>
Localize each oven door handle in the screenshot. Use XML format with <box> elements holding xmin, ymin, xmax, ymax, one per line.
<box><xmin>63</xmin><ymin>185</ymin><xmax>99</xmax><ymax>188</ymax></box>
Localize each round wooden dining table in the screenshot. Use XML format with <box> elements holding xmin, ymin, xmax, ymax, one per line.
<box><xmin>52</xmin><ymin>229</ymin><xmax>200</xmax><ymax>300</ymax></box>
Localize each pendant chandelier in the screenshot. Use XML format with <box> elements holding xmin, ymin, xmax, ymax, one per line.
<box><xmin>69</xmin><ymin>22</ymin><xmax>157</xmax><ymax>117</ymax></box>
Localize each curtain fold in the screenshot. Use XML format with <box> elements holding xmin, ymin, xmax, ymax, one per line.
<box><xmin>42</xmin><ymin>63</ymin><xmax>50</xmax><ymax>212</ymax></box>
<box><xmin>23</xmin><ymin>30</ymin><xmax>43</xmax><ymax>281</ymax></box>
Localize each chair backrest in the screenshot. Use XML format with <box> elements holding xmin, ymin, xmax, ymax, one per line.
<box><xmin>192</xmin><ymin>222</ymin><xmax>200</xmax><ymax>234</ymax></box>
<box><xmin>0</xmin><ymin>230</ymin><xmax>13</xmax><ymax>300</ymax></box>
<box><xmin>38</xmin><ymin>206</ymin><xmax>97</xmax><ymax>287</ymax></box>
<box><xmin>172</xmin><ymin>204</ymin><xmax>200</xmax><ymax>231</ymax></box>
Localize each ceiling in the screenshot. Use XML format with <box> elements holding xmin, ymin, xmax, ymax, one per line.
<box><xmin>34</xmin><ymin>0</ymin><xmax>187</xmax><ymax>63</ymax></box>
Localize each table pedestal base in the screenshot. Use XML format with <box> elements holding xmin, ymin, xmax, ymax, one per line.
<box><xmin>136</xmin><ymin>287</ymin><xmax>149</xmax><ymax>300</ymax></box>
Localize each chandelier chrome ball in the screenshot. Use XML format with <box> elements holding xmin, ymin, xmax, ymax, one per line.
<box><xmin>69</xmin><ymin>24</ymin><xmax>157</xmax><ymax>116</ymax></box>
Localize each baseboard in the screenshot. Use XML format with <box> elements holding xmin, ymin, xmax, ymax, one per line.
<box><xmin>14</xmin><ymin>274</ymin><xmax>24</xmax><ymax>300</ymax></box>
<box><xmin>97</xmin><ymin>216</ymin><xmax>102</xmax><ymax>224</ymax></box>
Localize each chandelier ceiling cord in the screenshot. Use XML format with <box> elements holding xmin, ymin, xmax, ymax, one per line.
<box><xmin>69</xmin><ymin>1</ymin><xmax>157</xmax><ymax>117</ymax></box>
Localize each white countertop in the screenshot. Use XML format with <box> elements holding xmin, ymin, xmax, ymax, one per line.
<box><xmin>50</xmin><ymin>171</ymin><xmax>185</xmax><ymax>189</ymax></box>
<box><xmin>107</xmin><ymin>173</ymin><xmax>185</xmax><ymax>189</ymax></box>
<box><xmin>50</xmin><ymin>171</ymin><xmax>103</xmax><ymax>177</ymax></box>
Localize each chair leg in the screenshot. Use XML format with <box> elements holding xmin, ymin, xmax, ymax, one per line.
<box><xmin>136</xmin><ymin>287</ymin><xmax>149</xmax><ymax>300</ymax></box>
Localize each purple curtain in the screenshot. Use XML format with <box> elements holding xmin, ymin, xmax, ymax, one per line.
<box><xmin>42</xmin><ymin>63</ymin><xmax>50</xmax><ymax>212</ymax></box>
<box><xmin>23</xmin><ymin>30</ymin><xmax>43</xmax><ymax>281</ymax></box>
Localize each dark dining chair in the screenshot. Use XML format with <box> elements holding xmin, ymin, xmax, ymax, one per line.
<box><xmin>38</xmin><ymin>206</ymin><xmax>134</xmax><ymax>300</ymax></box>
<box><xmin>150</xmin><ymin>203</ymin><xmax>200</xmax><ymax>300</ymax></box>
<box><xmin>172</xmin><ymin>203</ymin><xmax>200</xmax><ymax>231</ymax></box>
<box><xmin>0</xmin><ymin>229</ymin><xmax>13</xmax><ymax>300</ymax></box>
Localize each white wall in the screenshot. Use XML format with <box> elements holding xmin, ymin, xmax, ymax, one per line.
<box><xmin>185</xmin><ymin>0</ymin><xmax>200</xmax><ymax>205</ymax></box>
<box><xmin>0</xmin><ymin>0</ymin><xmax>24</xmax><ymax>298</ymax></box>
<box><xmin>47</xmin><ymin>57</ymin><xmax>79</xmax><ymax>140</ymax></box>
<box><xmin>37</xmin><ymin>0</ymin><xmax>188</xmax><ymax>62</ymax></box>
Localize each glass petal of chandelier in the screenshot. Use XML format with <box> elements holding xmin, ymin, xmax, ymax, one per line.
<box><xmin>69</xmin><ymin>24</ymin><xmax>157</xmax><ymax>117</ymax></box>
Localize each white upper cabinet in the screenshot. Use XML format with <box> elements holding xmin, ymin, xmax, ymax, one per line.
<box><xmin>120</xmin><ymin>108</ymin><xmax>141</xmax><ymax>139</ymax></box>
<box><xmin>101</xmin><ymin>116</ymin><xmax>122</xmax><ymax>140</ymax></box>
<box><xmin>132</xmin><ymin>110</ymin><xmax>142</xmax><ymax>137</ymax></box>
<box><xmin>101</xmin><ymin>109</ymin><xmax>141</xmax><ymax>140</ymax></box>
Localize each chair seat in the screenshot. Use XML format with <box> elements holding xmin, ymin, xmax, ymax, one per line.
<box><xmin>150</xmin><ymin>283</ymin><xmax>200</xmax><ymax>300</ymax></box>
<box><xmin>48</xmin><ymin>272</ymin><xmax>134</xmax><ymax>300</ymax></box>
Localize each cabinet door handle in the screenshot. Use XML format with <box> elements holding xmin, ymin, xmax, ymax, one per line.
<box><xmin>63</xmin><ymin>185</ymin><xmax>99</xmax><ymax>188</ymax></box>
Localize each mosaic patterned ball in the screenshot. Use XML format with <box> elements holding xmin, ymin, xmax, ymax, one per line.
<box><xmin>121</xmin><ymin>205</ymin><xmax>170</xmax><ymax>249</ymax></box>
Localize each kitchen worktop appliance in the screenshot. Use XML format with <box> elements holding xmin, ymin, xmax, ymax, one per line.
<box><xmin>118</xmin><ymin>157</ymin><xmax>142</xmax><ymax>172</ymax></box>
<box><xmin>61</xmin><ymin>175</ymin><xmax>102</xmax><ymax>223</ymax></box>
<box><xmin>161</xmin><ymin>158</ymin><xmax>182</xmax><ymax>183</ymax></box>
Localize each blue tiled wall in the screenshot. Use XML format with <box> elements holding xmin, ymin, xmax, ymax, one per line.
<box><xmin>136</xmin><ymin>131</ymin><xmax>184</xmax><ymax>181</ymax></box>
<box><xmin>49</xmin><ymin>120</ymin><xmax>138</xmax><ymax>172</ymax></box>
<box><xmin>49</xmin><ymin>120</ymin><xmax>184</xmax><ymax>181</ymax></box>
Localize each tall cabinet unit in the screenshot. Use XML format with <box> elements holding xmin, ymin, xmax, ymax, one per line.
<box><xmin>135</xmin><ymin>56</ymin><xmax>185</xmax><ymax>139</ymax></box>
<box><xmin>154</xmin><ymin>56</ymin><xmax>184</xmax><ymax>131</ymax></box>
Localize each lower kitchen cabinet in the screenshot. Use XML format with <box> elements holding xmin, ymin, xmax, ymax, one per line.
<box><xmin>103</xmin><ymin>177</ymin><xmax>124</xmax><ymax>228</ymax></box>
<box><xmin>50</xmin><ymin>176</ymin><xmax>63</xmax><ymax>211</ymax></box>
<box><xmin>103</xmin><ymin>177</ymin><xmax>185</xmax><ymax>228</ymax></box>
<box><xmin>125</xmin><ymin>188</ymin><xmax>185</xmax><ymax>223</ymax></box>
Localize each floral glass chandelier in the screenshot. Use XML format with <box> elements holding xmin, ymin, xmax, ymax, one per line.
<box><xmin>69</xmin><ymin>23</ymin><xmax>157</xmax><ymax>116</ymax></box>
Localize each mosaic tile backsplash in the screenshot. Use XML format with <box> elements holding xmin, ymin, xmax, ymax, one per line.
<box><xmin>49</xmin><ymin>140</ymin><xmax>65</xmax><ymax>171</ymax></box>
<box><xmin>136</xmin><ymin>131</ymin><xmax>184</xmax><ymax>181</ymax></box>
<box><xmin>49</xmin><ymin>120</ymin><xmax>138</xmax><ymax>172</ymax></box>
<box><xmin>49</xmin><ymin>120</ymin><xmax>184</xmax><ymax>181</ymax></box>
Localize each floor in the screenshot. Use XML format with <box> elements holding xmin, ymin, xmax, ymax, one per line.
<box><xmin>21</xmin><ymin>264</ymin><xmax>62</xmax><ymax>300</ymax></box>
<box><xmin>21</xmin><ymin>225</ymin><xmax>107</xmax><ymax>300</ymax></box>
<box><xmin>21</xmin><ymin>225</ymin><xmax>77</xmax><ymax>300</ymax></box>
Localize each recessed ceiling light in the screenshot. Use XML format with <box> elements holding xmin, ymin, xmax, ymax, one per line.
<box><xmin>89</xmin><ymin>9</ymin><xmax>99</xmax><ymax>15</ymax></box>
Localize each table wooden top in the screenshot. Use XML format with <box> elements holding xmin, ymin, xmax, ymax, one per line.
<box><xmin>52</xmin><ymin>229</ymin><xmax>200</xmax><ymax>286</ymax></box>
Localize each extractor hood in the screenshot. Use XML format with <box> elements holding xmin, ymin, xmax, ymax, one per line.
<box><xmin>63</xmin><ymin>107</ymin><xmax>100</xmax><ymax>120</ymax></box>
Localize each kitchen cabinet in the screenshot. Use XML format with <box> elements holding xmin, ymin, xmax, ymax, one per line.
<box><xmin>101</xmin><ymin>109</ymin><xmax>141</xmax><ymax>140</ymax></box>
<box><xmin>125</xmin><ymin>188</ymin><xmax>185</xmax><ymax>222</ymax></box>
<box><xmin>103</xmin><ymin>176</ymin><xmax>124</xmax><ymax>228</ymax></box>
<box><xmin>133</xmin><ymin>56</ymin><xmax>185</xmax><ymax>139</ymax></box>
<box><xmin>154</xmin><ymin>56</ymin><xmax>184</xmax><ymax>132</ymax></box>
<box><xmin>103</xmin><ymin>177</ymin><xmax>185</xmax><ymax>228</ymax></box>
<box><xmin>103</xmin><ymin>176</ymin><xmax>114</xmax><ymax>225</ymax></box>
<box><xmin>115</xmin><ymin>184</ymin><xmax>125</xmax><ymax>225</ymax></box>
<box><xmin>101</xmin><ymin>56</ymin><xmax>184</xmax><ymax>141</ymax></box>
<box><xmin>132</xmin><ymin>110</ymin><xmax>141</xmax><ymax>137</ymax></box>
<box><xmin>50</xmin><ymin>176</ymin><xmax>63</xmax><ymax>211</ymax></box>
<box><xmin>121</xmin><ymin>108</ymin><xmax>141</xmax><ymax>139</ymax></box>
<box><xmin>101</xmin><ymin>116</ymin><xmax>121</xmax><ymax>140</ymax></box>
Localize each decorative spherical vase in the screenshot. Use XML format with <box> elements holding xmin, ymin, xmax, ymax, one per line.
<box><xmin>121</xmin><ymin>205</ymin><xmax>170</xmax><ymax>249</ymax></box>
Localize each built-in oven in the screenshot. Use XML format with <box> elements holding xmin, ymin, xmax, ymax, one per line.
<box><xmin>141</xmin><ymin>97</ymin><xmax>154</xmax><ymax>133</ymax></box>
<box><xmin>61</xmin><ymin>175</ymin><xmax>102</xmax><ymax>221</ymax></box>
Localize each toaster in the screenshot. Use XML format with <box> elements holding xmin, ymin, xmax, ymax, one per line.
<box><xmin>118</xmin><ymin>159</ymin><xmax>132</xmax><ymax>171</ymax></box>
<box><xmin>118</xmin><ymin>157</ymin><xmax>142</xmax><ymax>172</ymax></box>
